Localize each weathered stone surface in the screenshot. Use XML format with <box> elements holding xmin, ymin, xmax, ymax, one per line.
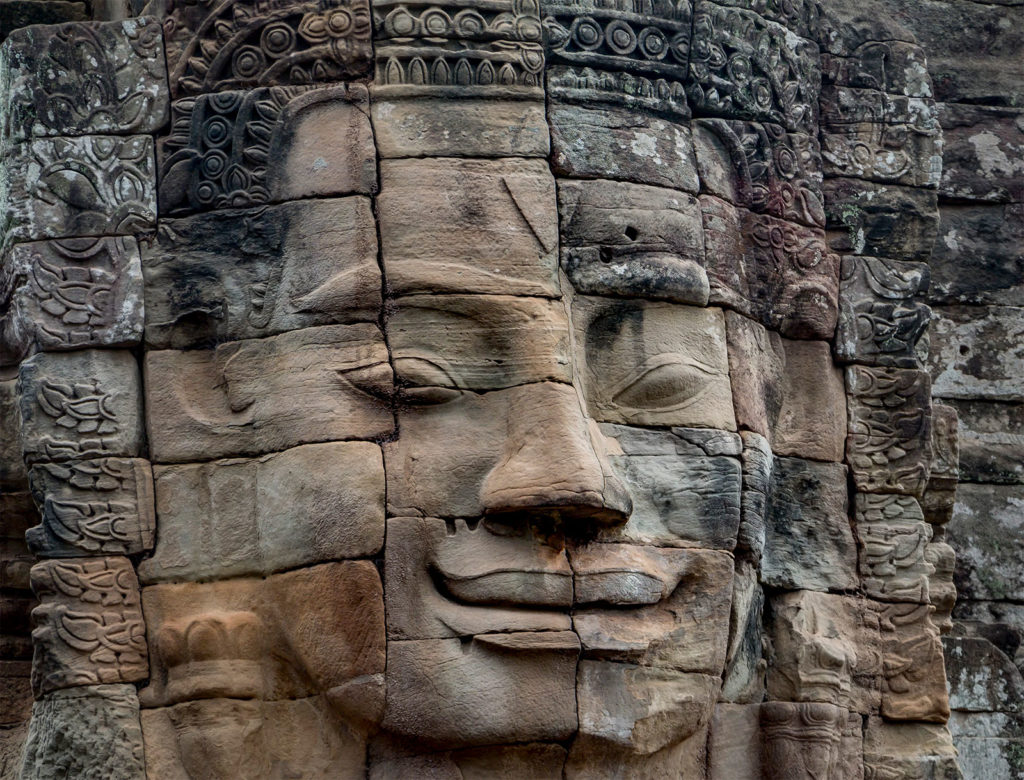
<box><xmin>573</xmin><ymin>298</ymin><xmax>735</xmax><ymax>429</ymax></box>
<box><xmin>558</xmin><ymin>178</ymin><xmax>708</xmax><ymax>305</ymax></box>
<box><xmin>158</xmin><ymin>84</ymin><xmax>374</xmax><ymax>215</ymax></box>
<box><xmin>26</xmin><ymin>457</ymin><xmax>155</xmax><ymax>557</ymax></box>
<box><xmin>727</xmin><ymin>313</ymin><xmax>846</xmax><ymax>460</ymax></box>
<box><xmin>688</xmin><ymin>3</ymin><xmax>819</xmax><ymax>132</ymax></box>
<box><xmin>947</xmin><ymin>399</ymin><xmax>1024</xmax><ymax>485</ymax></box>
<box><xmin>379</xmin><ymin>157</ymin><xmax>558</xmax><ymax>296</ymax></box>
<box><xmin>874</xmin><ymin>600</ymin><xmax>950</xmax><ymax>722</ymax></box>
<box><xmin>855</xmin><ymin>494</ymin><xmax>933</xmax><ymax>603</ymax></box>
<box><xmin>369</xmin><ymin>743</ymin><xmax>566</xmax><ymax>780</ymax></box>
<box><xmin>565</xmin><ymin>661</ymin><xmax>717</xmax><ymax>779</ymax></box>
<box><xmin>720</xmin><ymin>560</ymin><xmax>766</xmax><ymax>704</ymax></box>
<box><xmin>142</xmin><ymin>695</ymin><xmax>370</xmax><ymax>780</ymax></box>
<box><xmin>143</xmin><ymin>198</ymin><xmax>379</xmax><ymax>349</ymax></box>
<box><xmin>572</xmin><ymin>545</ymin><xmax>733</xmax><ymax>674</ymax></box>
<box><xmin>389</xmin><ymin>295</ymin><xmax>570</xmax><ymax>395</ymax></box>
<box><xmin>371</xmin><ymin>97</ymin><xmax>549</xmax><ymax>158</ymax></box>
<box><xmin>548</xmin><ymin>104</ymin><xmax>699</xmax><ymax>192</ymax></box>
<box><xmin>863</xmin><ymin>717</ymin><xmax>961</xmax><ymax>780</ymax></box>
<box><xmin>140</xmin><ymin>442</ymin><xmax>384</xmax><ymax>583</ymax></box>
<box><xmin>154</xmin><ymin>0</ymin><xmax>372</xmax><ymax>97</ymax></box>
<box><xmin>836</xmin><ymin>255</ymin><xmax>931</xmax><ymax>368</ymax></box>
<box><xmin>938</xmin><ymin>103</ymin><xmax>1024</xmax><ymax>203</ymax></box>
<box><xmin>944</xmin><ymin>636</ymin><xmax>1024</xmax><ymax>714</ymax></box>
<box><xmin>927</xmin><ymin>403</ymin><xmax>959</xmax><ymax>493</ymax></box>
<box><xmin>927</xmin><ymin>537</ymin><xmax>957</xmax><ymax>634</ymax></box>
<box><xmin>947</xmin><ymin>483</ymin><xmax>1024</xmax><ymax>602</ymax></box>
<box><xmin>383</xmin><ymin>633</ymin><xmax>579</xmax><ymax>749</ymax></box>
<box><xmin>385</xmin><ymin>516</ymin><xmax>572</xmax><ymax>641</ymax></box>
<box><xmin>18</xmin><ymin>349</ymin><xmax>144</xmax><ymax>465</ymax></box>
<box><xmin>701</xmin><ymin>196</ymin><xmax>840</xmax><ymax>340</ymax></box>
<box><xmin>0</xmin><ymin>135</ymin><xmax>157</xmax><ymax>243</ymax></box>
<box><xmin>693</xmin><ymin>119</ymin><xmax>824</xmax><ymax>227</ymax></box>
<box><xmin>145</xmin><ymin>324</ymin><xmax>393</xmax><ymax>462</ymax></box>
<box><xmin>928</xmin><ymin>305</ymin><xmax>1024</xmax><ymax>402</ymax></box>
<box><xmin>824</xmin><ymin>178</ymin><xmax>938</xmax><ymax>263</ymax></box>
<box><xmin>141</xmin><ymin>561</ymin><xmax>384</xmax><ymax>706</ymax></box>
<box><xmin>846</xmin><ymin>365</ymin><xmax>933</xmax><ymax>496</ymax></box>
<box><xmin>0</xmin><ymin>661</ymin><xmax>32</xmax><ymax>726</ymax></box>
<box><xmin>0</xmin><ymin>237</ymin><xmax>144</xmax><ymax>367</ymax></box>
<box><xmin>30</xmin><ymin>557</ymin><xmax>148</xmax><ymax>696</ymax></box>
<box><xmin>0</xmin><ymin>378</ymin><xmax>28</xmax><ymax>490</ymax></box>
<box><xmin>0</xmin><ymin>2</ymin><xmax>87</xmax><ymax>42</ymax></box>
<box><xmin>384</xmin><ymin>382</ymin><xmax>629</xmax><ymax>522</ymax></box>
<box><xmin>819</xmin><ymin>84</ymin><xmax>938</xmax><ymax>132</ymax></box>
<box><xmin>0</xmin><ymin>18</ymin><xmax>168</xmax><ymax>141</ymax></box>
<box><xmin>20</xmin><ymin>684</ymin><xmax>145</xmax><ymax>780</ymax></box>
<box><xmin>949</xmin><ymin>711</ymin><xmax>1024</xmax><ymax>780</ymax></box>
<box><xmin>708</xmin><ymin>703</ymin><xmax>760</xmax><ymax>780</ymax></box>
<box><xmin>541</xmin><ymin>0</ymin><xmax>691</xmax><ymax>119</ymax></box>
<box><xmin>739</xmin><ymin>431</ymin><xmax>771</xmax><ymax>559</ymax></box>
<box><xmin>599</xmin><ymin>424</ymin><xmax>742</xmax><ymax>550</ymax></box>
<box><xmin>928</xmin><ymin>204</ymin><xmax>1024</xmax><ymax>306</ymax></box>
<box><xmin>762</xmin><ymin>457</ymin><xmax>857</xmax><ymax>592</ymax></box>
<box><xmin>760</xmin><ymin>701</ymin><xmax>846</xmax><ymax>780</ymax></box>
<box><xmin>767</xmin><ymin>591</ymin><xmax>881</xmax><ymax>713</ymax></box>
<box><xmin>0</xmin><ymin>721</ymin><xmax>28</xmax><ymax>778</ymax></box>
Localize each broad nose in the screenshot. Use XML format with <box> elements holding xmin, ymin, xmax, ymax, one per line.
<box><xmin>480</xmin><ymin>382</ymin><xmax>632</xmax><ymax>527</ymax></box>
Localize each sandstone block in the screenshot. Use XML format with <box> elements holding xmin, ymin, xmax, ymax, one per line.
<box><xmin>707</xmin><ymin>0</ymin><xmax>819</xmax><ymax>39</ymax></box>
<box><xmin>369</xmin><ymin>743</ymin><xmax>566</xmax><ymax>780</ymax></box>
<box><xmin>926</xmin><ymin>537</ymin><xmax>956</xmax><ymax>634</ymax></box>
<box><xmin>20</xmin><ymin>684</ymin><xmax>145</xmax><ymax>780</ymax></box>
<box><xmin>558</xmin><ymin>178</ymin><xmax>708</xmax><ymax>305</ymax></box>
<box><xmin>693</xmin><ymin>119</ymin><xmax>824</xmax><ymax>227</ymax></box>
<box><xmin>720</xmin><ymin>560</ymin><xmax>766</xmax><ymax>703</ymax></box>
<box><xmin>385</xmin><ymin>516</ymin><xmax>571</xmax><ymax>641</ymax></box>
<box><xmin>0</xmin><ymin>660</ymin><xmax>32</xmax><ymax>727</ymax></box>
<box><xmin>874</xmin><ymin>600</ymin><xmax>950</xmax><ymax>722</ymax></box>
<box><xmin>0</xmin><ymin>1</ymin><xmax>87</xmax><ymax>41</ymax></box>
<box><xmin>947</xmin><ymin>483</ymin><xmax>1024</xmax><ymax>602</ymax></box>
<box><xmin>835</xmin><ymin>256</ymin><xmax>931</xmax><ymax>368</ymax></box>
<box><xmin>18</xmin><ymin>349</ymin><xmax>143</xmax><ymax>465</ymax></box>
<box><xmin>760</xmin><ymin>701</ymin><xmax>846</xmax><ymax>780</ymax></box>
<box><xmin>708</xmin><ymin>703</ymin><xmax>761</xmax><ymax>780</ymax></box>
<box><xmin>928</xmin><ymin>203</ymin><xmax>1024</xmax><ymax>306</ymax></box>
<box><xmin>26</xmin><ymin>457</ymin><xmax>155</xmax><ymax>557</ymax></box>
<box><xmin>0</xmin><ymin>18</ymin><xmax>168</xmax><ymax>141</ymax></box>
<box><xmin>739</xmin><ymin>431</ymin><xmax>772</xmax><ymax>559</ymax></box>
<box><xmin>382</xmin><ymin>633</ymin><xmax>579</xmax><ymax>749</ymax></box>
<box><xmin>824</xmin><ymin>178</ymin><xmax>938</xmax><ymax>262</ymax></box>
<box><xmin>371</xmin><ymin>97</ymin><xmax>549</xmax><ymax>158</ymax></box>
<box><xmin>0</xmin><ymin>378</ymin><xmax>28</xmax><ymax>490</ymax></box>
<box><xmin>140</xmin><ymin>442</ymin><xmax>384</xmax><ymax>583</ymax></box>
<box><xmin>821</xmin><ymin>120</ymin><xmax>941</xmax><ymax>188</ymax></box>
<box><xmin>943</xmin><ymin>636</ymin><xmax>1024</xmax><ymax>714</ymax></box>
<box><xmin>0</xmin><ymin>719</ymin><xmax>28</xmax><ymax>776</ymax></box>
<box><xmin>819</xmin><ymin>85</ymin><xmax>938</xmax><ymax>133</ymax></box>
<box><xmin>599</xmin><ymin>424</ymin><xmax>742</xmax><ymax>549</ymax></box>
<box><xmin>143</xmin><ymin>198</ymin><xmax>380</xmax><ymax>349</ymax></box>
<box><xmin>0</xmin><ymin>135</ymin><xmax>156</xmax><ymax>243</ymax></box>
<box><xmin>378</xmin><ymin>157</ymin><xmax>558</xmax><ymax>296</ymax></box>
<box><xmin>762</xmin><ymin>456</ymin><xmax>857</xmax><ymax>592</ymax></box>
<box><xmin>938</xmin><ymin>103</ymin><xmax>1024</xmax><ymax>203</ymax></box>
<box><xmin>820</xmin><ymin>34</ymin><xmax>930</xmax><ymax>98</ymax></box>
<box><xmin>158</xmin><ymin>84</ymin><xmax>375</xmax><ymax>215</ymax></box>
<box><xmin>767</xmin><ymin>590</ymin><xmax>881</xmax><ymax>713</ymax></box>
<box><xmin>688</xmin><ymin>3</ymin><xmax>819</xmax><ymax>132</ymax></box>
<box><xmin>542</xmin><ymin>0</ymin><xmax>691</xmax><ymax>120</ymax></box>
<box><xmin>726</xmin><ymin>312</ymin><xmax>847</xmax><ymax>460</ymax></box>
<box><xmin>384</xmin><ymin>382</ymin><xmax>630</xmax><ymax>522</ymax></box>
<box><xmin>0</xmin><ymin>237</ymin><xmax>144</xmax><ymax>367</ymax></box>
<box><xmin>158</xmin><ymin>0</ymin><xmax>372</xmax><ymax>97</ymax></box>
<box><xmin>701</xmin><ymin>196</ymin><xmax>840</xmax><ymax>340</ymax></box>
<box><xmin>572</xmin><ymin>545</ymin><xmax>733</xmax><ymax>674</ymax></box>
<box><xmin>573</xmin><ymin>297</ymin><xmax>735</xmax><ymax>430</ymax></box>
<box><xmin>855</xmin><ymin>494</ymin><xmax>933</xmax><ymax>603</ymax></box>
<box><xmin>145</xmin><ymin>324</ymin><xmax>393</xmax><ymax>462</ymax></box>
<box><xmin>846</xmin><ymin>365</ymin><xmax>933</xmax><ymax>496</ymax></box>
<box><xmin>928</xmin><ymin>305</ymin><xmax>1024</xmax><ymax>402</ymax></box>
<box><xmin>549</xmin><ymin>104</ymin><xmax>699</xmax><ymax>192</ymax></box>
<box><xmin>946</xmin><ymin>399</ymin><xmax>1024</xmax><ymax>485</ymax></box>
<box><xmin>141</xmin><ymin>561</ymin><xmax>385</xmax><ymax>706</ymax></box>
<box><xmin>142</xmin><ymin>695</ymin><xmax>370</xmax><ymax>780</ymax></box>
<box><xmin>565</xmin><ymin>661</ymin><xmax>718</xmax><ymax>779</ymax></box>
<box><xmin>30</xmin><ymin>556</ymin><xmax>148</xmax><ymax>697</ymax></box>
<box><xmin>863</xmin><ymin>717</ymin><xmax>961</xmax><ymax>780</ymax></box>
<box><xmin>389</xmin><ymin>294</ymin><xmax>570</xmax><ymax>395</ymax></box>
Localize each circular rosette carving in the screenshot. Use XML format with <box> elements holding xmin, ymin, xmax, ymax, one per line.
<box><xmin>604</xmin><ymin>20</ymin><xmax>637</xmax><ymax>56</ymax></box>
<box><xmin>570</xmin><ymin>17</ymin><xmax>603</xmax><ymax>50</ymax></box>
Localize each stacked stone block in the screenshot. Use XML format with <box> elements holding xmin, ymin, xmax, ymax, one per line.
<box><xmin>0</xmin><ymin>15</ymin><xmax>167</xmax><ymax>778</ymax></box>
